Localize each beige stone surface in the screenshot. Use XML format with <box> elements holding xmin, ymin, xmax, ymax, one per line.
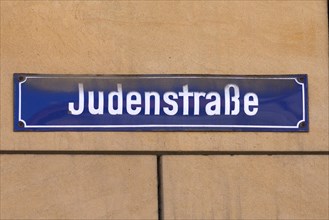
<box><xmin>0</xmin><ymin>155</ymin><xmax>157</xmax><ymax>219</ymax></box>
<box><xmin>1</xmin><ymin>1</ymin><xmax>328</xmax><ymax>151</ymax></box>
<box><xmin>162</xmin><ymin>156</ymin><xmax>329</xmax><ymax>219</ymax></box>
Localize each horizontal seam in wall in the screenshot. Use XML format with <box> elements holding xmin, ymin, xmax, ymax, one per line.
<box><xmin>0</xmin><ymin>150</ymin><xmax>328</xmax><ymax>156</ymax></box>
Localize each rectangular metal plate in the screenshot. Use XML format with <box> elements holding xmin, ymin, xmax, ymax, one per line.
<box><xmin>14</xmin><ymin>74</ymin><xmax>308</xmax><ymax>132</ymax></box>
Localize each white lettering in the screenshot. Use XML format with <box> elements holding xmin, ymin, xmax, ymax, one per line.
<box><xmin>225</xmin><ymin>84</ymin><xmax>240</xmax><ymax>115</ymax></box>
<box><xmin>194</xmin><ymin>92</ymin><xmax>206</xmax><ymax>115</ymax></box>
<box><xmin>108</xmin><ymin>84</ymin><xmax>123</xmax><ymax>115</ymax></box>
<box><xmin>127</xmin><ymin>92</ymin><xmax>142</xmax><ymax>115</ymax></box>
<box><xmin>68</xmin><ymin>83</ymin><xmax>259</xmax><ymax>118</ymax></box>
<box><xmin>205</xmin><ymin>92</ymin><xmax>221</xmax><ymax>115</ymax></box>
<box><xmin>68</xmin><ymin>83</ymin><xmax>84</xmax><ymax>115</ymax></box>
<box><xmin>244</xmin><ymin>93</ymin><xmax>259</xmax><ymax>116</ymax></box>
<box><xmin>145</xmin><ymin>92</ymin><xmax>160</xmax><ymax>115</ymax></box>
<box><xmin>163</xmin><ymin>92</ymin><xmax>178</xmax><ymax>115</ymax></box>
<box><xmin>88</xmin><ymin>91</ymin><xmax>104</xmax><ymax>115</ymax></box>
<box><xmin>178</xmin><ymin>85</ymin><xmax>193</xmax><ymax>115</ymax></box>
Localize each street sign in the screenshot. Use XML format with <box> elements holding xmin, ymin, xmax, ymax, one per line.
<box><xmin>14</xmin><ymin>74</ymin><xmax>308</xmax><ymax>131</ymax></box>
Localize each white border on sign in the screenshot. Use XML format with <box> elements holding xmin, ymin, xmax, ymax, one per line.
<box><xmin>18</xmin><ymin>75</ymin><xmax>306</xmax><ymax>129</ymax></box>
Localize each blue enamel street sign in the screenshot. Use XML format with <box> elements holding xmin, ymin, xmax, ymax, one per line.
<box><xmin>14</xmin><ymin>74</ymin><xmax>308</xmax><ymax>132</ymax></box>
